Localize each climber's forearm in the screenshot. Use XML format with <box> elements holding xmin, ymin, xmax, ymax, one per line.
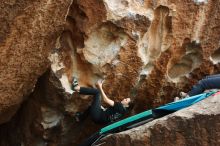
<box><xmin>98</xmin><ymin>85</ymin><xmax>114</xmax><ymax>106</ymax></box>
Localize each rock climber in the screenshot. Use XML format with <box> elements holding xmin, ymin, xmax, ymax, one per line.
<box><xmin>71</xmin><ymin>78</ymin><xmax>134</xmax><ymax>124</ymax></box>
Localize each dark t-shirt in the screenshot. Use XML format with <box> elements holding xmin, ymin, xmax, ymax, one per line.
<box><xmin>101</xmin><ymin>102</ymin><xmax>127</xmax><ymax>124</ymax></box>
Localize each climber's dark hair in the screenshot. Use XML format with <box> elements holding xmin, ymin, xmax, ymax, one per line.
<box><xmin>126</xmin><ymin>99</ymin><xmax>135</xmax><ymax>111</ymax></box>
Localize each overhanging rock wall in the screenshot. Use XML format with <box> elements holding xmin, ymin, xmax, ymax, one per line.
<box><xmin>53</xmin><ymin>0</ymin><xmax>220</xmax><ymax>112</ymax></box>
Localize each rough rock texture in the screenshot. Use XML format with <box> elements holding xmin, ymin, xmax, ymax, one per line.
<box><xmin>100</xmin><ymin>92</ymin><xmax>220</xmax><ymax>146</ymax></box>
<box><xmin>0</xmin><ymin>0</ymin><xmax>73</xmax><ymax>123</ymax></box>
<box><xmin>53</xmin><ymin>0</ymin><xmax>220</xmax><ymax>112</ymax></box>
<box><xmin>0</xmin><ymin>0</ymin><xmax>220</xmax><ymax>146</ymax></box>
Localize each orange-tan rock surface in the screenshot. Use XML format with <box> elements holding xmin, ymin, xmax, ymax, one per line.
<box><xmin>54</xmin><ymin>0</ymin><xmax>220</xmax><ymax>111</ymax></box>
<box><xmin>0</xmin><ymin>0</ymin><xmax>73</xmax><ymax>123</ymax></box>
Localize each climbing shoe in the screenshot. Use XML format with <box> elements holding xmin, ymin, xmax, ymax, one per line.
<box><xmin>174</xmin><ymin>96</ymin><xmax>180</xmax><ymax>102</ymax></box>
<box><xmin>180</xmin><ymin>91</ymin><xmax>188</xmax><ymax>98</ymax></box>
<box><xmin>72</xmin><ymin>77</ymin><xmax>79</xmax><ymax>90</ymax></box>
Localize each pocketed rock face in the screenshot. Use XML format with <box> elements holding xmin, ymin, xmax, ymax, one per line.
<box><xmin>0</xmin><ymin>0</ymin><xmax>73</xmax><ymax>123</ymax></box>
<box><xmin>133</xmin><ymin>0</ymin><xmax>220</xmax><ymax>109</ymax></box>
<box><xmin>101</xmin><ymin>93</ymin><xmax>220</xmax><ymax>146</ymax></box>
<box><xmin>53</xmin><ymin>0</ymin><xmax>220</xmax><ymax>111</ymax></box>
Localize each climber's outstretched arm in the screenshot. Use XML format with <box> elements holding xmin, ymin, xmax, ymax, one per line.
<box><xmin>97</xmin><ymin>80</ymin><xmax>114</xmax><ymax>106</ymax></box>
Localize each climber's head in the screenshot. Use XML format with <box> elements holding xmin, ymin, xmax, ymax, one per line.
<box><xmin>121</xmin><ymin>98</ymin><xmax>135</xmax><ymax>111</ymax></box>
